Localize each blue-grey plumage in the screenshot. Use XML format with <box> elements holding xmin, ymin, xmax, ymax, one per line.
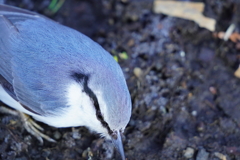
<box><xmin>0</xmin><ymin>4</ymin><xmax>131</xmax><ymax>160</ymax></box>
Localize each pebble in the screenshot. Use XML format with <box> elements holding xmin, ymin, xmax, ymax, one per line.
<box><xmin>72</xmin><ymin>130</ymin><xmax>81</xmax><ymax>139</ymax></box>
<box><xmin>209</xmin><ymin>86</ymin><xmax>217</xmax><ymax>95</ymax></box>
<box><xmin>82</xmin><ymin>147</ymin><xmax>93</xmax><ymax>159</ymax></box>
<box><xmin>183</xmin><ymin>147</ymin><xmax>195</xmax><ymax>158</ymax></box>
<box><xmin>191</xmin><ymin>110</ymin><xmax>197</xmax><ymax>116</ymax></box>
<box><xmin>127</xmin><ymin>39</ymin><xmax>135</xmax><ymax>47</ymax></box>
<box><xmin>197</xmin><ymin>122</ymin><xmax>205</xmax><ymax>132</ymax></box>
<box><xmin>133</xmin><ymin>67</ymin><xmax>143</xmax><ymax>78</ymax></box>
<box><xmin>53</xmin><ymin>131</ymin><xmax>61</xmax><ymax>140</ymax></box>
<box><xmin>180</xmin><ymin>51</ymin><xmax>185</xmax><ymax>57</ymax></box>
<box><xmin>196</xmin><ymin>148</ymin><xmax>209</xmax><ymax>160</ymax></box>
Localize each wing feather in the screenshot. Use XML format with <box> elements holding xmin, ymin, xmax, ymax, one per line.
<box><xmin>0</xmin><ymin>5</ymin><xmax>68</xmax><ymax>116</ymax></box>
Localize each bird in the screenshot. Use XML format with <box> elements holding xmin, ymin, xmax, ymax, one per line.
<box><xmin>0</xmin><ymin>4</ymin><xmax>131</xmax><ymax>160</ymax></box>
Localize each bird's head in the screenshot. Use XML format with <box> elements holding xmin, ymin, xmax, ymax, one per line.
<box><xmin>64</xmin><ymin>61</ymin><xmax>131</xmax><ymax>160</ymax></box>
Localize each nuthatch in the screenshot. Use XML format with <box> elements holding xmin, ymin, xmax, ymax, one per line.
<box><xmin>0</xmin><ymin>4</ymin><xmax>131</xmax><ymax>160</ymax></box>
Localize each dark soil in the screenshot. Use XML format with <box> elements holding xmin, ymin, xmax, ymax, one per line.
<box><xmin>1</xmin><ymin>0</ymin><xmax>240</xmax><ymax>160</ymax></box>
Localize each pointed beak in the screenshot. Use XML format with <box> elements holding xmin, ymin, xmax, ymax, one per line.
<box><xmin>111</xmin><ymin>131</ymin><xmax>125</xmax><ymax>160</ymax></box>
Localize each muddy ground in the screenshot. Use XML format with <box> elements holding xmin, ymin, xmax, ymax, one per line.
<box><xmin>1</xmin><ymin>0</ymin><xmax>240</xmax><ymax>160</ymax></box>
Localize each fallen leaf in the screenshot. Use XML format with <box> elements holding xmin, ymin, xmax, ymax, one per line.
<box><xmin>213</xmin><ymin>31</ymin><xmax>240</xmax><ymax>43</ymax></box>
<box><xmin>119</xmin><ymin>51</ymin><xmax>129</xmax><ymax>60</ymax></box>
<box><xmin>113</xmin><ymin>55</ymin><xmax>118</xmax><ymax>62</ymax></box>
<box><xmin>229</xmin><ymin>32</ymin><xmax>240</xmax><ymax>43</ymax></box>
<box><xmin>153</xmin><ymin>0</ymin><xmax>216</xmax><ymax>31</ymax></box>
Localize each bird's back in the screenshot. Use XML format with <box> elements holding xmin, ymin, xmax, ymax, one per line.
<box><xmin>0</xmin><ymin>4</ymin><xmax>131</xmax><ymax>127</ymax></box>
<box><xmin>0</xmin><ymin>4</ymin><xmax>105</xmax><ymax>115</ymax></box>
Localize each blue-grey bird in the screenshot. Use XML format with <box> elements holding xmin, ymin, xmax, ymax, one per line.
<box><xmin>0</xmin><ymin>4</ymin><xmax>131</xmax><ymax>160</ymax></box>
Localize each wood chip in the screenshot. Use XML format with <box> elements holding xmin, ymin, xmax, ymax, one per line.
<box><xmin>153</xmin><ymin>0</ymin><xmax>216</xmax><ymax>31</ymax></box>
<box><xmin>234</xmin><ymin>66</ymin><xmax>240</xmax><ymax>78</ymax></box>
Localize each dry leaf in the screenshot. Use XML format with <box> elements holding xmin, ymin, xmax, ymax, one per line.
<box><xmin>229</xmin><ymin>32</ymin><xmax>240</xmax><ymax>42</ymax></box>
<box><xmin>153</xmin><ymin>0</ymin><xmax>216</xmax><ymax>31</ymax></box>
<box><xmin>234</xmin><ymin>66</ymin><xmax>240</xmax><ymax>78</ymax></box>
<box><xmin>213</xmin><ymin>32</ymin><xmax>240</xmax><ymax>43</ymax></box>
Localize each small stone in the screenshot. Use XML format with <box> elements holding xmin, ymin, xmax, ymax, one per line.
<box><xmin>133</xmin><ymin>67</ymin><xmax>143</xmax><ymax>78</ymax></box>
<box><xmin>23</xmin><ymin>135</ymin><xmax>32</xmax><ymax>145</ymax></box>
<box><xmin>82</xmin><ymin>147</ymin><xmax>93</xmax><ymax>159</ymax></box>
<box><xmin>209</xmin><ymin>86</ymin><xmax>217</xmax><ymax>95</ymax></box>
<box><xmin>183</xmin><ymin>147</ymin><xmax>195</xmax><ymax>158</ymax></box>
<box><xmin>127</xmin><ymin>39</ymin><xmax>135</xmax><ymax>47</ymax></box>
<box><xmin>53</xmin><ymin>131</ymin><xmax>61</xmax><ymax>140</ymax></box>
<box><xmin>191</xmin><ymin>110</ymin><xmax>197</xmax><ymax>116</ymax></box>
<box><xmin>180</xmin><ymin>51</ymin><xmax>185</xmax><ymax>57</ymax></box>
<box><xmin>196</xmin><ymin>148</ymin><xmax>209</xmax><ymax>160</ymax></box>
<box><xmin>72</xmin><ymin>130</ymin><xmax>81</xmax><ymax>139</ymax></box>
<box><xmin>197</xmin><ymin>122</ymin><xmax>205</xmax><ymax>132</ymax></box>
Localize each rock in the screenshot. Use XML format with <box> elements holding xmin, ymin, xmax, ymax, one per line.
<box><xmin>72</xmin><ymin>130</ymin><xmax>81</xmax><ymax>139</ymax></box>
<box><xmin>53</xmin><ymin>131</ymin><xmax>61</xmax><ymax>140</ymax></box>
<box><xmin>196</xmin><ymin>148</ymin><xmax>209</xmax><ymax>160</ymax></box>
<box><xmin>133</xmin><ymin>67</ymin><xmax>143</xmax><ymax>78</ymax></box>
<box><xmin>183</xmin><ymin>147</ymin><xmax>195</xmax><ymax>158</ymax></box>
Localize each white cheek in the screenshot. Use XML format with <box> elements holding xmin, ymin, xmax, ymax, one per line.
<box><xmin>63</xmin><ymin>83</ymin><xmax>108</xmax><ymax>136</ymax></box>
<box><xmin>63</xmin><ymin>83</ymin><xmax>95</xmax><ymax>125</ymax></box>
<box><xmin>67</xmin><ymin>83</ymin><xmax>92</xmax><ymax>113</ymax></box>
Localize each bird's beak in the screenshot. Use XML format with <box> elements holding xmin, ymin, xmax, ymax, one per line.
<box><xmin>111</xmin><ymin>130</ymin><xmax>125</xmax><ymax>160</ymax></box>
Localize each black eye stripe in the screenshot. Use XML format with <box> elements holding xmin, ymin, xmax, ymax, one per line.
<box><xmin>71</xmin><ymin>73</ymin><xmax>113</xmax><ymax>135</ymax></box>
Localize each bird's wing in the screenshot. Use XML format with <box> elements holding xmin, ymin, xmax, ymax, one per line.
<box><xmin>0</xmin><ymin>4</ymin><xmax>50</xmax><ymax>23</ymax></box>
<box><xmin>0</xmin><ymin>5</ymin><xmax>69</xmax><ymax>116</ymax></box>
